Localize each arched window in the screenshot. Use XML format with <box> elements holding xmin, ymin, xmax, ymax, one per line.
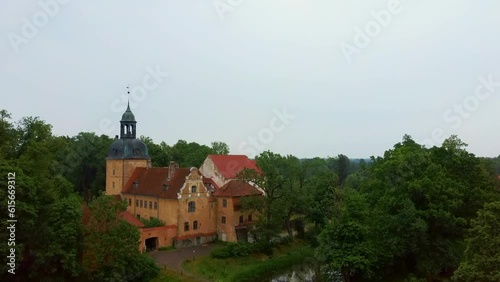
<box><xmin>188</xmin><ymin>201</ymin><xmax>196</xmax><ymax>213</ymax></box>
<box><xmin>193</xmin><ymin>220</ymin><xmax>198</xmax><ymax>230</ymax></box>
<box><xmin>184</xmin><ymin>222</ymin><xmax>189</xmax><ymax>231</ymax></box>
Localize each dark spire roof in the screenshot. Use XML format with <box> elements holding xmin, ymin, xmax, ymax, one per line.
<box><xmin>121</xmin><ymin>90</ymin><xmax>136</xmax><ymax>122</ymax></box>
<box><xmin>106</xmin><ymin>86</ymin><xmax>149</xmax><ymax>159</ymax></box>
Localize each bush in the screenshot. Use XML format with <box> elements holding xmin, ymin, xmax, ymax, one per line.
<box><xmin>210</xmin><ymin>242</ymin><xmax>255</xmax><ymax>258</ymax></box>
<box><xmin>158</xmin><ymin>245</ymin><xmax>175</xmax><ymax>251</ymax></box>
<box><xmin>141</xmin><ymin>217</ymin><xmax>166</xmax><ymax>228</ymax></box>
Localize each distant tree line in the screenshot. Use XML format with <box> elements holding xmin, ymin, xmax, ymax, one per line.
<box><xmin>238</xmin><ymin>135</ymin><xmax>500</xmax><ymax>281</ymax></box>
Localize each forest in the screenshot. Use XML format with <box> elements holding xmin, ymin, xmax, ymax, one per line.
<box><xmin>1</xmin><ymin>109</ymin><xmax>500</xmax><ymax>282</ymax></box>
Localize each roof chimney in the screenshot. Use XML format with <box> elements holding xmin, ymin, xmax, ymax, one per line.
<box><xmin>168</xmin><ymin>161</ymin><xmax>179</xmax><ymax>179</ymax></box>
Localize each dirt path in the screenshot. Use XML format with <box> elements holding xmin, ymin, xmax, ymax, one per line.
<box><xmin>149</xmin><ymin>245</ymin><xmax>215</xmax><ymax>281</ymax></box>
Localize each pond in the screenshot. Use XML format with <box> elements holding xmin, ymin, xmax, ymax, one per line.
<box><xmin>270</xmin><ymin>267</ymin><xmax>316</xmax><ymax>282</ymax></box>
<box><xmin>269</xmin><ymin>266</ymin><xmax>341</xmax><ymax>282</ymax></box>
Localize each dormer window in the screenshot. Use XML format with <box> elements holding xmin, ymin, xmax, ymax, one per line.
<box><xmin>133</xmin><ymin>181</ymin><xmax>139</xmax><ymax>189</ymax></box>
<box><xmin>162</xmin><ymin>184</ymin><xmax>168</xmax><ymax>191</ymax></box>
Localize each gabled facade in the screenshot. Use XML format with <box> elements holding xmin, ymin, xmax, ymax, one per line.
<box><xmin>199</xmin><ymin>155</ymin><xmax>259</xmax><ymax>188</ymax></box>
<box><xmin>121</xmin><ymin>162</ymin><xmax>217</xmax><ymax>248</ymax></box>
<box><xmin>212</xmin><ymin>180</ymin><xmax>263</xmax><ymax>242</ymax></box>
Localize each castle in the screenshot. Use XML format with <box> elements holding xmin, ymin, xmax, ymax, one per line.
<box><xmin>105</xmin><ymin>103</ymin><xmax>262</xmax><ymax>251</ymax></box>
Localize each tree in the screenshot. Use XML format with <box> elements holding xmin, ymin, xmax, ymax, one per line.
<box><xmin>58</xmin><ymin>132</ymin><xmax>113</xmax><ymax>199</ymax></box>
<box><xmin>82</xmin><ymin>195</ymin><xmax>159</xmax><ymax>281</ymax></box>
<box><xmin>239</xmin><ymin>151</ymin><xmax>298</xmax><ymax>246</ymax></box>
<box><xmin>317</xmin><ymin>188</ymin><xmax>380</xmax><ymax>282</ymax></box>
<box><xmin>0</xmin><ymin>115</ymin><xmax>84</xmax><ymax>281</ymax></box>
<box><xmin>140</xmin><ymin>136</ymin><xmax>170</xmax><ymax>167</ymax></box>
<box><xmin>211</xmin><ymin>141</ymin><xmax>230</xmax><ymax>155</ymax></box>
<box><xmin>453</xmin><ymin>201</ymin><xmax>500</xmax><ymax>282</ymax></box>
<box><xmin>317</xmin><ymin>135</ymin><xmax>499</xmax><ymax>280</ymax></box>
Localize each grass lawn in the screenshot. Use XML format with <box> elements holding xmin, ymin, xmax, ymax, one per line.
<box><xmin>150</xmin><ymin>268</ymin><xmax>195</xmax><ymax>282</ymax></box>
<box><xmin>183</xmin><ymin>241</ymin><xmax>314</xmax><ymax>282</ymax></box>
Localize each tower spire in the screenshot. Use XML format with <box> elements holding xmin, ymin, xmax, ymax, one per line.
<box><xmin>126</xmin><ymin>85</ymin><xmax>131</xmax><ymax>111</ymax></box>
<box><xmin>120</xmin><ymin>85</ymin><xmax>136</xmax><ymax>139</ymax></box>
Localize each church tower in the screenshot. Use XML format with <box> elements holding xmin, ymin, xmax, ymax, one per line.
<box><xmin>105</xmin><ymin>96</ymin><xmax>151</xmax><ymax>195</ymax></box>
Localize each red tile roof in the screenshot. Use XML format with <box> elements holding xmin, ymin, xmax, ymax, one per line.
<box><xmin>208</xmin><ymin>155</ymin><xmax>259</xmax><ymax>179</ymax></box>
<box><xmin>122</xmin><ymin>167</ymin><xmax>191</xmax><ymax>199</ymax></box>
<box><xmin>212</xmin><ymin>180</ymin><xmax>263</xmax><ymax>198</ymax></box>
<box><xmin>81</xmin><ymin>204</ymin><xmax>144</xmax><ymax>227</ymax></box>
<box><xmin>203</xmin><ymin>177</ymin><xmax>219</xmax><ymax>190</ymax></box>
<box><xmin>120</xmin><ymin>211</ymin><xmax>144</xmax><ymax>227</ymax></box>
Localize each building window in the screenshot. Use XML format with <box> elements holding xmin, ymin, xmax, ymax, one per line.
<box><xmin>135</xmin><ymin>199</ymin><xmax>138</xmax><ymax>207</ymax></box>
<box><xmin>154</xmin><ymin>202</ymin><xmax>158</xmax><ymax>210</ymax></box>
<box><xmin>193</xmin><ymin>220</ymin><xmax>198</xmax><ymax>230</ymax></box>
<box><xmin>188</xmin><ymin>201</ymin><xmax>196</xmax><ymax>213</ymax></box>
<box><xmin>112</xmin><ymin>182</ymin><xmax>115</xmax><ymax>188</ymax></box>
<box><xmin>136</xmin><ymin>214</ymin><xmax>140</xmax><ymax>220</ymax></box>
<box><xmin>248</xmin><ymin>214</ymin><xmax>252</xmax><ymax>222</ymax></box>
<box><xmin>184</xmin><ymin>222</ymin><xmax>189</xmax><ymax>231</ymax></box>
<box><xmin>191</xmin><ymin>185</ymin><xmax>197</xmax><ymax>193</ymax></box>
<box><xmin>140</xmin><ymin>200</ymin><xmax>143</xmax><ymax>208</ymax></box>
<box><xmin>128</xmin><ymin>198</ymin><xmax>132</xmax><ymax>206</ymax></box>
<box><xmin>113</xmin><ymin>169</ymin><xmax>115</xmax><ymax>175</ymax></box>
<box><xmin>239</xmin><ymin>215</ymin><xmax>243</xmax><ymax>224</ymax></box>
<box><xmin>149</xmin><ymin>201</ymin><xmax>152</xmax><ymax>209</ymax></box>
<box><xmin>222</xmin><ymin>216</ymin><xmax>226</xmax><ymax>224</ymax></box>
<box><xmin>222</xmin><ymin>199</ymin><xmax>227</xmax><ymax>208</ymax></box>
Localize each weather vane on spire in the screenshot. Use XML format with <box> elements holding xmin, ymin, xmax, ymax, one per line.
<box><xmin>126</xmin><ymin>85</ymin><xmax>131</xmax><ymax>110</ymax></box>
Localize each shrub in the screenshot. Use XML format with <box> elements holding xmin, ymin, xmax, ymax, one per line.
<box><xmin>158</xmin><ymin>245</ymin><xmax>175</xmax><ymax>251</ymax></box>
<box><xmin>210</xmin><ymin>242</ymin><xmax>255</xmax><ymax>258</ymax></box>
<box><xmin>140</xmin><ymin>217</ymin><xmax>166</xmax><ymax>228</ymax></box>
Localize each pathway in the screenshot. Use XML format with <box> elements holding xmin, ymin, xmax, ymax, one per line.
<box><xmin>149</xmin><ymin>245</ymin><xmax>215</xmax><ymax>281</ymax></box>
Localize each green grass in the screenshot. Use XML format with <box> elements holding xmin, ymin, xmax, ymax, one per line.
<box><xmin>157</xmin><ymin>245</ymin><xmax>176</xmax><ymax>251</ymax></box>
<box><xmin>150</xmin><ymin>268</ymin><xmax>194</xmax><ymax>282</ymax></box>
<box><xmin>183</xmin><ymin>241</ymin><xmax>314</xmax><ymax>282</ymax></box>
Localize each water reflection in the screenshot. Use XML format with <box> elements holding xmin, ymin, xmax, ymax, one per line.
<box><xmin>270</xmin><ymin>268</ymin><xmax>316</xmax><ymax>282</ymax></box>
<box><xmin>270</xmin><ymin>267</ymin><xmax>341</xmax><ymax>282</ymax></box>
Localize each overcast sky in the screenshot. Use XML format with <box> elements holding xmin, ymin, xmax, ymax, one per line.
<box><xmin>1</xmin><ymin>1</ymin><xmax>499</xmax><ymax>158</ymax></box>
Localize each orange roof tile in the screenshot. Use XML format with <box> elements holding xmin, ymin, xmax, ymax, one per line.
<box><xmin>203</xmin><ymin>177</ymin><xmax>219</xmax><ymax>190</ymax></box>
<box><xmin>81</xmin><ymin>204</ymin><xmax>144</xmax><ymax>227</ymax></box>
<box><xmin>212</xmin><ymin>180</ymin><xmax>262</xmax><ymax>198</ymax></box>
<box><xmin>208</xmin><ymin>155</ymin><xmax>259</xmax><ymax>179</ymax></box>
<box><xmin>122</xmin><ymin>167</ymin><xmax>191</xmax><ymax>199</ymax></box>
<box><xmin>120</xmin><ymin>211</ymin><xmax>144</xmax><ymax>227</ymax></box>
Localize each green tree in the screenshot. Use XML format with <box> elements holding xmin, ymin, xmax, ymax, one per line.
<box><xmin>0</xmin><ymin>115</ymin><xmax>84</xmax><ymax>281</ymax></box>
<box><xmin>211</xmin><ymin>141</ymin><xmax>230</xmax><ymax>154</ymax></box>
<box><xmin>317</xmin><ymin>188</ymin><xmax>380</xmax><ymax>282</ymax></box>
<box><xmin>239</xmin><ymin>151</ymin><xmax>296</xmax><ymax>246</ymax></box>
<box><xmin>82</xmin><ymin>195</ymin><xmax>159</xmax><ymax>281</ymax></box>
<box><xmin>453</xmin><ymin>201</ymin><xmax>500</xmax><ymax>282</ymax></box>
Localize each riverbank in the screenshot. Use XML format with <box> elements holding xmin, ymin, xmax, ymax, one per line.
<box><xmin>182</xmin><ymin>241</ymin><xmax>315</xmax><ymax>282</ymax></box>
